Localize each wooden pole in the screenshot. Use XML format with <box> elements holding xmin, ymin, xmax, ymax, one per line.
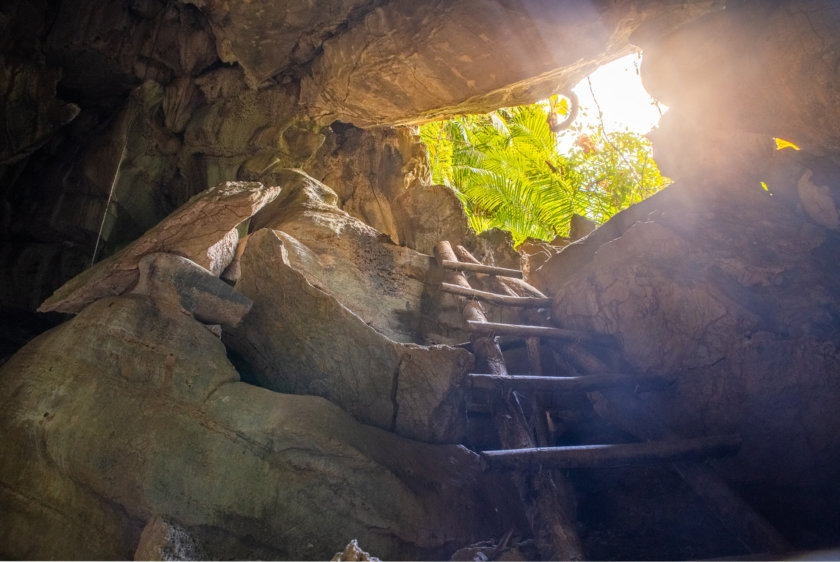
<box><xmin>468</xmin><ymin>320</ymin><xmax>613</xmax><ymax>345</ymax></box>
<box><xmin>433</xmin><ymin>241</ymin><xmax>583</xmax><ymax>560</ymax></box>
<box><xmin>440</xmin><ymin>282</ymin><xmax>552</xmax><ymax>307</ymax></box>
<box><xmin>590</xmin><ymin>385</ymin><xmax>793</xmax><ymax>554</ymax></box>
<box><xmin>482</xmin><ymin>434</ymin><xmax>742</xmax><ymax>471</ymax></box>
<box><xmin>526</xmin><ymin>336</ymin><xmax>551</xmax><ymax>447</ymax></box>
<box><xmin>469</xmin><ymin>372</ymin><xmax>675</xmax><ymax>393</ymax></box>
<box><xmin>440</xmin><ymin>259</ymin><xmax>523</xmax><ymax>278</ymax></box>
<box><xmin>433</xmin><ymin>242</ymin><xmax>529</xmax><ymax>442</ymax></box>
<box><xmin>454</xmin><ymin>245</ymin><xmax>546</xmax><ymax>298</ymax></box>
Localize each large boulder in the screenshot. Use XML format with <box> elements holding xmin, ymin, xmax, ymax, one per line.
<box><xmin>228</xmin><ymin>170</ymin><xmax>474</xmax><ymax>443</ymax></box>
<box><xmin>640</xmin><ymin>1</ymin><xmax>840</xmax><ymax>157</ymax></box>
<box><xmin>299</xmin><ymin>0</ymin><xmax>720</xmax><ymax>126</ymax></box>
<box><xmin>38</xmin><ymin>180</ymin><xmax>281</xmax><ymax>314</ymax></box>
<box><xmin>547</xmin><ymin>159</ymin><xmax>840</xmax><ymax>488</ymax></box>
<box><xmin>0</xmin><ymin>294</ymin><xmax>519</xmax><ymax>560</ymax></box>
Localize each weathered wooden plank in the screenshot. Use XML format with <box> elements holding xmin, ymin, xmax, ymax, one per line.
<box><xmin>482</xmin><ymin>435</ymin><xmax>742</xmax><ymax>471</ymax></box>
<box><xmin>440</xmin><ymin>282</ymin><xmax>552</xmax><ymax>307</ymax></box>
<box><xmin>469</xmin><ymin>372</ymin><xmax>675</xmax><ymax>392</ymax></box>
<box><xmin>467</xmin><ymin>320</ymin><xmax>613</xmax><ymax>344</ymax></box>
<box><xmin>434</xmin><ymin>241</ymin><xmax>583</xmax><ymax>561</ymax></box>
<box><xmin>454</xmin><ymin>245</ymin><xmax>547</xmax><ymax>298</ymax></box>
<box><xmin>440</xmin><ymin>259</ymin><xmax>523</xmax><ymax>278</ymax></box>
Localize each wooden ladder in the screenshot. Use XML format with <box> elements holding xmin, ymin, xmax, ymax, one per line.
<box><xmin>434</xmin><ymin>240</ymin><xmax>791</xmax><ymax>560</ymax></box>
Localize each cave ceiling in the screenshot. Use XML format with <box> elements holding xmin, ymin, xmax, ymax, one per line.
<box><xmin>4</xmin><ymin>1</ymin><xmax>840</xmax><ymax>560</ymax></box>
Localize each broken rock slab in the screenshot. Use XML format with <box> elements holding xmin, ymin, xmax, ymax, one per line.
<box><xmin>0</xmin><ymin>294</ymin><xmax>517</xmax><ymax>559</ymax></box>
<box><xmin>249</xmin><ymin>168</ymin><xmax>434</xmax><ymax>344</ymax></box>
<box><xmin>549</xmin><ymin>173</ymin><xmax>840</xmax><ymax>487</ymax></box>
<box><xmin>38</xmin><ymin>181</ymin><xmax>281</xmax><ymax>314</ymax></box>
<box><xmin>229</xmin><ymin>228</ymin><xmax>472</xmax><ymax>444</ymax></box>
<box><xmin>132</xmin><ymin>252</ymin><xmax>252</xmax><ymax>328</ymax></box>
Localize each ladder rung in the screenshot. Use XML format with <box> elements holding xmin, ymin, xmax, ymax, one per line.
<box><xmin>481</xmin><ymin>434</ymin><xmax>742</xmax><ymax>471</ymax></box>
<box><xmin>466</xmin><ymin>320</ymin><xmax>613</xmax><ymax>344</ymax></box>
<box><xmin>440</xmin><ymin>283</ymin><xmax>552</xmax><ymax>307</ymax></box>
<box><xmin>441</xmin><ymin>260</ymin><xmax>523</xmax><ymax>278</ymax></box>
<box><xmin>469</xmin><ymin>372</ymin><xmax>675</xmax><ymax>392</ymax></box>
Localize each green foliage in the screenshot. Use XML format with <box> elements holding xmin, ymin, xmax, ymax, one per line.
<box><xmin>420</xmin><ymin>101</ymin><xmax>671</xmax><ymax>244</ymax></box>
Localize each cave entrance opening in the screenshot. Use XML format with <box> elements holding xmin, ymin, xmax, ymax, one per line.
<box><xmin>418</xmin><ymin>53</ymin><xmax>672</xmax><ymax>248</ymax></box>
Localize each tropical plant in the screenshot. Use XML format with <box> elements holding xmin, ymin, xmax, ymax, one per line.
<box><xmin>419</xmin><ymin>100</ymin><xmax>671</xmax><ymax>244</ymax></box>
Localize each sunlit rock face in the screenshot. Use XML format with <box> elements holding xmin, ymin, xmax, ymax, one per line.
<box><xmin>226</xmin><ymin>170</ymin><xmax>473</xmax><ymax>443</ymax></box>
<box><xmin>299</xmin><ymin>0</ymin><xmax>720</xmax><ymax>126</ymax></box>
<box><xmin>38</xmin><ymin>181</ymin><xmax>281</xmax><ymax>315</ymax></box>
<box><xmin>310</xmin><ymin>123</ymin><xmax>522</xmax><ymax>262</ymax></box>
<box><xmin>547</xmin><ymin>174</ymin><xmax>840</xmax><ymax>487</ymax></box>
<box><xmin>0</xmin><ymin>0</ymin><xmax>716</xmax><ymax>319</ymax></box>
<box><xmin>539</xmin><ymin>0</ymin><xmax>840</xmax><ymax>490</ymax></box>
<box><xmin>0</xmin><ymin>295</ymin><xmax>518</xmax><ymax>560</ymax></box>
<box><xmin>640</xmin><ymin>1</ymin><xmax>840</xmax><ymax>158</ymax></box>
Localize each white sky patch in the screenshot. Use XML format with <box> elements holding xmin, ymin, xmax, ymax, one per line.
<box><xmin>557</xmin><ymin>53</ymin><xmax>667</xmax><ymax>153</ymax></box>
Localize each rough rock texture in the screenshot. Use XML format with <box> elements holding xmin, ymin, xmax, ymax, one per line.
<box><xmin>132</xmin><ymin>252</ymin><xmax>253</xmax><ymax>328</ymax></box>
<box><xmin>546</xmin><ymin>123</ymin><xmax>840</xmax><ymax>490</ymax></box>
<box><xmin>639</xmin><ymin>1</ymin><xmax>840</xmax><ymax>157</ymax></box>
<box><xmin>249</xmin><ymin>170</ymin><xmax>432</xmax><ymax>343</ymax></box>
<box><xmin>183</xmin><ymin>0</ymin><xmax>376</xmax><ymax>87</ymax></box>
<box><xmin>228</xmin><ymin>171</ymin><xmax>473</xmax><ymax>443</ymax></box>
<box><xmin>518</xmin><ymin>236</ymin><xmax>570</xmax><ymax>287</ymax></box>
<box><xmin>300</xmin><ymin>0</ymin><xmax>721</xmax><ymax>126</ymax></box>
<box><xmin>332</xmin><ymin>539</ymin><xmax>380</xmax><ymax>562</ymax></box>
<box><xmin>0</xmin><ymin>295</ymin><xmax>518</xmax><ymax>560</ymax></box>
<box><xmin>0</xmin><ymin>56</ymin><xmax>79</xmax><ymax>165</ymax></box>
<box><xmin>45</xmin><ymin>1</ymin><xmax>217</xmax><ymax>93</ymax></box>
<box><xmin>311</xmin><ymin>124</ymin><xmax>522</xmax><ymax>265</ymax></box>
<box><xmin>133</xmin><ymin>517</ymin><xmax>202</xmax><ymax>561</ymax></box>
<box><xmin>39</xmin><ymin>181</ymin><xmax>280</xmax><ymax>314</ymax></box>
<box><xmin>310</xmin><ymin>124</ymin><xmax>431</xmax><ymax>243</ymax></box>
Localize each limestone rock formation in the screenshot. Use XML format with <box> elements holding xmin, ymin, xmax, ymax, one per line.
<box><xmin>310</xmin><ymin>124</ymin><xmax>431</xmax><ymax>243</ymax></box>
<box><xmin>132</xmin><ymin>252</ymin><xmax>253</xmax><ymax>328</ymax></box>
<box><xmin>0</xmin><ymin>56</ymin><xmax>79</xmax><ymax>166</ymax></box>
<box><xmin>5</xmin><ymin>0</ymin><xmax>840</xmax><ymax>558</ymax></box>
<box><xmin>545</xmin><ymin>124</ymin><xmax>840</xmax><ymax>491</ymax></box>
<box><xmin>0</xmin><ymin>294</ymin><xmax>518</xmax><ymax>560</ymax></box>
<box><xmin>0</xmin><ymin>0</ymin><xmax>716</xmax><ymax>319</ymax></box>
<box><xmin>311</xmin><ymin>124</ymin><xmax>522</xmax><ymax>267</ymax></box>
<box><xmin>392</xmin><ymin>183</ymin><xmax>478</xmax><ymax>256</ymax></box>
<box><xmin>639</xmin><ymin>1</ymin><xmax>840</xmax><ymax>157</ymax></box>
<box><xmin>39</xmin><ymin>181</ymin><xmax>281</xmax><ymax>314</ymax></box>
<box><xmin>45</xmin><ymin>1</ymin><xmax>217</xmax><ymax>91</ymax></box>
<box><xmin>229</xmin><ymin>171</ymin><xmax>473</xmax><ymax>443</ymax></box>
<box><xmin>183</xmin><ymin>0</ymin><xmax>373</xmax><ymax>87</ymax></box>
<box><xmin>300</xmin><ymin>0</ymin><xmax>720</xmax><ymax>126</ymax></box>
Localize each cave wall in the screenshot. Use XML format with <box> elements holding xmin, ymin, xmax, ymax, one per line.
<box><xmin>0</xmin><ymin>0</ymin><xmax>718</xmax><ymax>350</ymax></box>
<box><xmin>8</xmin><ymin>0</ymin><xmax>840</xmax><ymax>559</ymax></box>
<box><xmin>537</xmin><ymin>0</ymin><xmax>840</xmax><ymax>497</ymax></box>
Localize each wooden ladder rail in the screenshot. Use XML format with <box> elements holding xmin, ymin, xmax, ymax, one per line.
<box><xmin>434</xmin><ymin>241</ymin><xmax>584</xmax><ymax>561</ymax></box>
<box><xmin>440</xmin><ymin>243</ymin><xmax>789</xmax><ymax>556</ymax></box>
<box><xmin>449</xmin><ymin>245</ymin><xmax>556</xmax><ymax>447</ymax></box>
<box><xmin>569</xmin><ymin>345</ymin><xmax>793</xmax><ymax>555</ymax></box>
